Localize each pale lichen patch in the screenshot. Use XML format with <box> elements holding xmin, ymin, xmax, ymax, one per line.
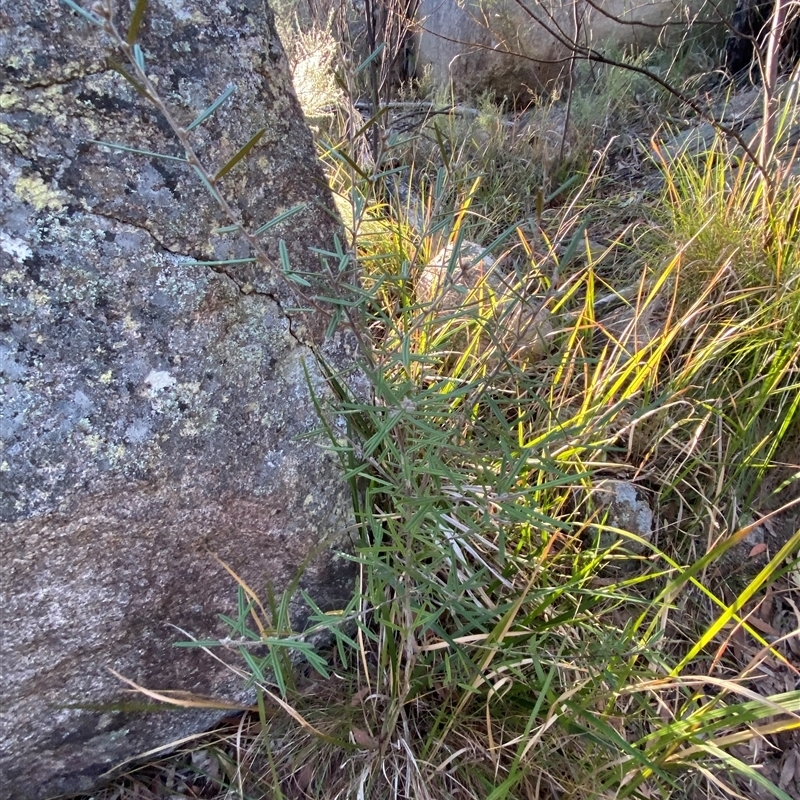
<box><xmin>0</xmin><ymin>233</ymin><xmax>32</xmax><ymax>263</ymax></box>
<box><xmin>179</xmin><ymin>381</ymin><xmax>201</xmax><ymax>395</ymax></box>
<box><xmin>143</xmin><ymin>370</ymin><xmax>177</xmax><ymax>395</ymax></box>
<box><xmin>14</xmin><ymin>174</ymin><xmax>65</xmax><ymax>212</ymax></box>
<box><xmin>83</xmin><ymin>433</ymin><xmax>104</xmax><ymax>455</ymax></box>
<box><xmin>123</xmin><ymin>313</ymin><xmax>141</xmax><ymax>335</ymax></box>
<box><xmin>0</xmin><ymin>122</ymin><xmax>26</xmax><ymax>148</ymax></box>
<box><xmin>0</xmin><ymin>88</ymin><xmax>21</xmax><ymax>109</ymax></box>
<box><xmin>29</xmin><ymin>290</ymin><xmax>52</xmax><ymax>308</ymax></box>
<box><xmin>2</xmin><ymin>269</ymin><xmax>25</xmax><ymax>285</ymax></box>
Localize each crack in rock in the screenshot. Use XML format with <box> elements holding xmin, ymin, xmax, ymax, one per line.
<box><xmin>84</xmin><ymin>204</ymin><xmax>303</xmax><ymax>343</ymax></box>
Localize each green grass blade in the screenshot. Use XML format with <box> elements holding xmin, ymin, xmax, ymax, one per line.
<box><xmin>214</xmin><ymin>128</ymin><xmax>266</xmax><ymax>181</ymax></box>
<box><xmin>186</xmin><ymin>83</ymin><xmax>236</xmax><ymax>132</ymax></box>
<box><xmin>126</xmin><ymin>0</ymin><xmax>148</xmax><ymax>43</ymax></box>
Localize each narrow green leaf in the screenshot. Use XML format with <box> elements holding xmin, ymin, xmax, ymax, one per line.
<box><xmin>312</xmin><ymin>241</ymin><xmax>344</xmax><ymax>266</ymax></box>
<box><xmin>268</xmin><ymin>649</ymin><xmax>288</xmax><ymax>698</ymax></box>
<box><xmin>355</xmin><ymin>42</ymin><xmax>385</xmax><ymax>75</ymax></box>
<box><xmin>559</xmin><ymin>218</ymin><xmax>591</xmax><ymax>269</ymax></box>
<box><xmin>371</xmin><ymin>164</ymin><xmax>407</xmax><ymax>181</ymax></box>
<box><xmin>90</xmin><ymin>140</ymin><xmax>187</xmax><ymax>163</ymax></box>
<box><xmin>351</xmin><ymin>105</ymin><xmax>389</xmax><ymax>142</ymax></box>
<box><xmin>132</xmin><ymin>43</ymin><xmax>145</xmax><ymax>73</ymax></box>
<box><xmin>695</xmin><ymin>742</ymin><xmax>795</xmax><ymax>800</ymax></box>
<box><xmin>434</xmin><ymin>165</ymin><xmax>447</xmax><ymax>200</ymax></box>
<box><xmin>254</xmin><ymin>203</ymin><xmax>307</xmax><ymax>236</ymax></box>
<box><xmin>212</xmin><ymin>224</ymin><xmax>242</xmax><ymax>234</ymax></box>
<box><xmin>563</xmin><ymin>700</ymin><xmax>671</xmax><ymax>781</ymax></box>
<box><xmin>126</xmin><ymin>0</ymin><xmax>148</xmax><ymax>44</ymax></box>
<box><xmin>278</xmin><ymin>240</ymin><xmax>312</xmax><ymax>286</ymax></box>
<box><xmin>184</xmin><ymin>257</ymin><xmax>257</xmax><ymax>266</ymax></box>
<box><xmin>61</xmin><ymin>0</ymin><xmax>104</xmax><ymax>25</ymax></box>
<box><xmin>545</xmin><ymin>173</ymin><xmax>582</xmax><ymax>203</ymax></box>
<box><xmin>172</xmin><ymin>638</ymin><xmax>226</xmax><ymax>648</ymax></box>
<box><xmin>213</xmin><ymin>128</ymin><xmax>266</xmax><ymax>181</ymax></box>
<box><xmin>278</xmin><ymin>239</ymin><xmax>291</xmax><ymax>272</ymax></box>
<box><xmin>433</xmin><ymin>122</ymin><xmax>450</xmax><ymax>170</ymax></box>
<box><xmin>186</xmin><ymin>84</ymin><xmax>236</xmax><ymax>132</ymax></box>
<box><xmin>256</xmin><ymin>687</ymin><xmax>268</xmax><ymax>731</ymax></box>
<box><xmin>192</xmin><ymin>164</ymin><xmax>222</xmax><ymax>202</ymax></box>
<box><xmin>239</xmin><ymin>647</ymin><xmax>266</xmax><ymax>683</ymax></box>
<box><xmin>325</xmin><ymin>307</ymin><xmax>342</xmax><ymax>338</ymax></box>
<box><xmin>674</xmin><ymin>523</ymin><xmax>800</xmax><ymax>674</ymax></box>
<box><xmin>319</xmin><ymin>143</ymin><xmax>370</xmax><ymax>180</ymax></box>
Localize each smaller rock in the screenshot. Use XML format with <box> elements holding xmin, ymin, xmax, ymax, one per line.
<box><xmin>595</xmin><ymin>297</ymin><xmax>665</xmax><ymax>354</ymax></box>
<box><xmin>591</xmin><ymin>480</ymin><xmax>654</xmax><ymax>554</ymax></box>
<box><xmin>416</xmin><ymin>241</ymin><xmax>553</xmax><ymax>366</ymax></box>
<box><xmin>659</xmin><ymin>123</ymin><xmax>720</xmax><ymax>162</ymax></box>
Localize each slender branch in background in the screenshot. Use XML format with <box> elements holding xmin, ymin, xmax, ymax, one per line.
<box><xmin>761</xmin><ymin>0</ymin><xmax>790</xmax><ymax>168</ymax></box>
<box><xmin>580</xmin><ymin>0</ymin><xmax>719</xmax><ymax>29</ymax></box>
<box><xmin>558</xmin><ymin>0</ymin><xmax>582</xmax><ymax>167</ymax></box>
<box><xmin>364</xmin><ymin>0</ymin><xmax>382</xmax><ymax>163</ymax></box>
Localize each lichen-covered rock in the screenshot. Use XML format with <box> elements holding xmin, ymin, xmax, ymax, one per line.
<box><xmin>0</xmin><ymin>2</ymin><xmax>355</xmax><ymax>798</ymax></box>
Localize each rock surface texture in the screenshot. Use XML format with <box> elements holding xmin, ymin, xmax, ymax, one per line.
<box><xmin>415</xmin><ymin>0</ymin><xmax>714</xmax><ymax>99</ymax></box>
<box><xmin>0</xmin><ymin>2</ymin><xmax>355</xmax><ymax>798</ymax></box>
